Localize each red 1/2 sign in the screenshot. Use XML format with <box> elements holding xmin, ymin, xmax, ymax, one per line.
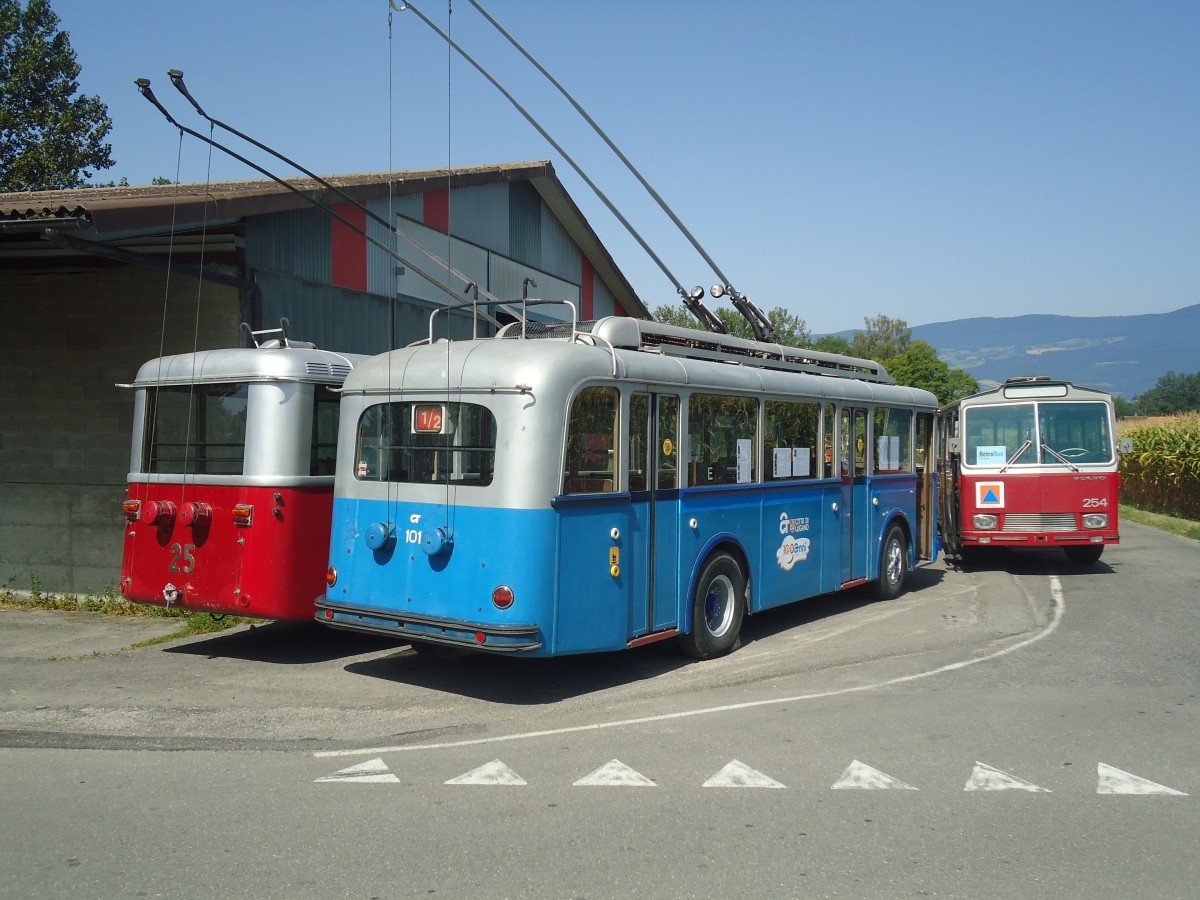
<box><xmin>413</xmin><ymin>404</ymin><xmax>446</xmax><ymax>434</ymax></box>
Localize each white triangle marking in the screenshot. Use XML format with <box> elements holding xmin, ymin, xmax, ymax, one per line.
<box><xmin>445</xmin><ymin>759</ymin><xmax>528</xmax><ymax>786</ymax></box>
<box><xmin>831</xmin><ymin>759</ymin><xmax>918</xmax><ymax>790</ymax></box>
<box><xmin>315</xmin><ymin>757</ymin><xmax>400</xmax><ymax>784</ymax></box>
<box><xmin>1097</xmin><ymin>763</ymin><xmax>1188</xmax><ymax>796</ymax></box>
<box><xmin>964</xmin><ymin>762</ymin><xmax>1051</xmax><ymax>792</ymax></box>
<box><xmin>574</xmin><ymin>759</ymin><xmax>656</xmax><ymax>787</ymax></box>
<box><xmin>703</xmin><ymin>759</ymin><xmax>786</xmax><ymax>788</ymax></box>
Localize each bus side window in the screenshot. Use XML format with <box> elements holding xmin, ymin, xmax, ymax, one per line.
<box><xmin>564</xmin><ymin>386</ymin><xmax>618</xmax><ymax>494</ymax></box>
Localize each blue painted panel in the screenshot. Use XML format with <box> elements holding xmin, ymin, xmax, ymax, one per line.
<box><xmin>327</xmin><ymin>497</ymin><xmax>559</xmax><ymax>649</ymax></box>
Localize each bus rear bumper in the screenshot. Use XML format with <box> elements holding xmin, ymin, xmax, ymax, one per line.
<box><xmin>314</xmin><ymin>600</ymin><xmax>543</xmax><ymax>653</ymax></box>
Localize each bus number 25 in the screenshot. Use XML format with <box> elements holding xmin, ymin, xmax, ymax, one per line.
<box><xmin>1082</xmin><ymin>498</ymin><xmax>1109</xmax><ymax>508</ymax></box>
<box><xmin>169</xmin><ymin>542</ymin><xmax>196</xmax><ymax>574</ymax></box>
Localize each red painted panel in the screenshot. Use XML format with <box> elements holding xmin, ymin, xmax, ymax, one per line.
<box><xmin>120</xmin><ymin>482</ymin><xmax>335</xmax><ymax>619</ymax></box>
<box><xmin>581</xmin><ymin>256</ymin><xmax>594</xmax><ymax>319</ymax></box>
<box><xmin>331</xmin><ymin>202</ymin><xmax>367</xmax><ymax>291</ymax></box>
<box><xmin>424</xmin><ymin>189</ymin><xmax>450</xmax><ymax>233</ymax></box>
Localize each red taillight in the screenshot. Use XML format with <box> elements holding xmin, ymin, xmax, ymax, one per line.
<box><xmin>325</xmin><ymin>566</ymin><xmax>338</xmax><ymax>587</ymax></box>
<box><xmin>122</xmin><ymin>499</ymin><xmax>141</xmax><ymax>520</ymax></box>
<box><xmin>180</xmin><ymin>501</ymin><xmax>212</xmax><ymax>528</ymax></box>
<box><xmin>475</xmin><ymin>631</ymin><xmax>487</xmax><ymax>644</ymax></box>
<box><xmin>324</xmin><ymin>609</ymin><xmax>334</xmax><ymax>620</ymax></box>
<box><xmin>140</xmin><ymin>500</ymin><xmax>176</xmax><ymax>526</ymax></box>
<box><xmin>231</xmin><ymin>504</ymin><xmax>254</xmax><ymax>527</ymax></box>
<box><xmin>491</xmin><ymin>585</ymin><xmax>515</xmax><ymax>610</ymax></box>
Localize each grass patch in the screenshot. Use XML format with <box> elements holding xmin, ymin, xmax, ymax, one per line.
<box><xmin>0</xmin><ymin>579</ymin><xmax>255</xmax><ymax>642</ymax></box>
<box><xmin>1121</xmin><ymin>504</ymin><xmax>1200</xmax><ymax>542</ymax></box>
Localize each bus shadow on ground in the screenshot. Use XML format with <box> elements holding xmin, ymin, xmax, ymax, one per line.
<box><xmin>341</xmin><ymin>569</ymin><xmax>949</xmax><ymax>704</ymax></box>
<box><xmin>947</xmin><ymin>548</ymin><xmax>1117</xmax><ymax>578</ymax></box>
<box><xmin>164</xmin><ymin>620</ymin><xmax>404</xmax><ymax>664</ymax></box>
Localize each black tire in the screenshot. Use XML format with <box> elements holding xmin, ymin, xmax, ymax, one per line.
<box><xmin>677</xmin><ymin>552</ymin><xmax>746</xmax><ymax>660</ymax></box>
<box><xmin>874</xmin><ymin>525</ymin><xmax>908</xmax><ymax>601</ymax></box>
<box><xmin>1064</xmin><ymin>544</ymin><xmax>1104</xmax><ymax>565</ymax></box>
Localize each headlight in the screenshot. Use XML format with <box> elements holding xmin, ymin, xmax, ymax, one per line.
<box><xmin>1082</xmin><ymin>514</ymin><xmax>1108</xmax><ymax>528</ymax></box>
<box><xmin>973</xmin><ymin>514</ymin><xmax>998</xmax><ymax>529</ymax></box>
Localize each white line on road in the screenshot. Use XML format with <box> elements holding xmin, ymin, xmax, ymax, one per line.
<box><xmin>313</xmin><ymin>577</ymin><xmax>1065</xmax><ymax>760</ymax></box>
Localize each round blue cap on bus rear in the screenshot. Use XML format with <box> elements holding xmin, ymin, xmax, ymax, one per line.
<box><xmin>364</xmin><ymin>521</ymin><xmax>395</xmax><ymax>551</ymax></box>
<box><xmin>422</xmin><ymin>525</ymin><xmax>453</xmax><ymax>557</ymax></box>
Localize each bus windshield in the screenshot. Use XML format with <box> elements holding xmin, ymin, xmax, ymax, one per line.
<box><xmin>964</xmin><ymin>401</ymin><xmax>1112</xmax><ymax>467</ymax></box>
<box><xmin>143</xmin><ymin>383</ymin><xmax>248</xmax><ymax>475</ymax></box>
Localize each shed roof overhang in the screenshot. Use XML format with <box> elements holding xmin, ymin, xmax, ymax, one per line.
<box><xmin>0</xmin><ymin>162</ymin><xmax>649</xmax><ymax>318</ymax></box>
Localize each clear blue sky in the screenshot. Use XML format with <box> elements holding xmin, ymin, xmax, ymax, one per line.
<box><xmin>55</xmin><ymin>0</ymin><xmax>1199</xmax><ymax>335</ymax></box>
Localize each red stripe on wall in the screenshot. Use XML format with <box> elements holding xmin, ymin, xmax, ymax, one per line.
<box><xmin>424</xmin><ymin>190</ymin><xmax>449</xmax><ymax>233</ymax></box>
<box><xmin>331</xmin><ymin>202</ymin><xmax>367</xmax><ymax>292</ymax></box>
<box><xmin>581</xmin><ymin>256</ymin><xmax>595</xmax><ymax>319</ymax></box>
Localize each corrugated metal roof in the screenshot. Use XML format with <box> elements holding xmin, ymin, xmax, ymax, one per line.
<box><xmin>0</xmin><ymin>161</ymin><xmax>649</xmax><ymax>318</ymax></box>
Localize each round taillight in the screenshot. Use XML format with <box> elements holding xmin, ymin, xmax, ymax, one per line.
<box><xmin>491</xmin><ymin>585</ymin><xmax>515</xmax><ymax>610</ymax></box>
<box><xmin>324</xmin><ymin>609</ymin><xmax>334</xmax><ymax>620</ymax></box>
<box><xmin>325</xmin><ymin>566</ymin><xmax>338</xmax><ymax>587</ymax></box>
<box><xmin>179</xmin><ymin>501</ymin><xmax>212</xmax><ymax>528</ymax></box>
<box><xmin>140</xmin><ymin>500</ymin><xmax>176</xmax><ymax>526</ymax></box>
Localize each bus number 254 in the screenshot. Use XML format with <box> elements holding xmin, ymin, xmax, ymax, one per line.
<box><xmin>1082</xmin><ymin>498</ymin><xmax>1109</xmax><ymax>508</ymax></box>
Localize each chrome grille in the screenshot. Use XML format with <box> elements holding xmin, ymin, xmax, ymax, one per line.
<box><xmin>1002</xmin><ymin>513</ymin><xmax>1078</xmax><ymax>532</ymax></box>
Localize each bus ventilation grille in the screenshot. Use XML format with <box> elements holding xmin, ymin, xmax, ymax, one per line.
<box><xmin>1002</xmin><ymin>514</ymin><xmax>1077</xmax><ymax>532</ymax></box>
<box><xmin>305</xmin><ymin>362</ymin><xmax>354</xmax><ymax>379</ymax></box>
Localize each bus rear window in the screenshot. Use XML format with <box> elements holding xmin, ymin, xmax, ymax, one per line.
<box><xmin>355</xmin><ymin>402</ymin><xmax>496</xmax><ymax>485</ymax></box>
<box><xmin>143</xmin><ymin>384</ymin><xmax>248</xmax><ymax>475</ymax></box>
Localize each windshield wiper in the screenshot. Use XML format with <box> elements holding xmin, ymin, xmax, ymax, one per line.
<box><xmin>1041</xmin><ymin>444</ymin><xmax>1080</xmax><ymax>472</ymax></box>
<box><xmin>999</xmin><ymin>440</ymin><xmax>1032</xmax><ymax>473</ymax></box>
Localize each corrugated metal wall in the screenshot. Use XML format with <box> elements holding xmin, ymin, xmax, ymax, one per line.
<box><xmin>246</xmin><ymin>178</ymin><xmax>620</xmax><ymax>350</ymax></box>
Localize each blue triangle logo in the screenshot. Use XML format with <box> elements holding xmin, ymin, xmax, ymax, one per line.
<box><xmin>983</xmin><ymin>488</ymin><xmax>999</xmax><ymax>503</ymax></box>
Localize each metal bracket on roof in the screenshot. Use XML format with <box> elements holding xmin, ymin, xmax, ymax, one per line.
<box><xmin>242</xmin><ymin>318</ymin><xmax>300</xmax><ymax>348</ymax></box>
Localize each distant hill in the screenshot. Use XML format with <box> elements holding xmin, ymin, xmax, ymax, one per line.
<box><xmin>837</xmin><ymin>304</ymin><xmax>1199</xmax><ymax>399</ymax></box>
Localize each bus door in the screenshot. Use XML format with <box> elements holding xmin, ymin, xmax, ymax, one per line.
<box><xmin>914</xmin><ymin>411</ymin><xmax>937</xmax><ymax>560</ymax></box>
<box><xmin>629</xmin><ymin>393</ymin><xmax>680</xmax><ymax>637</ymax></box>
<box><xmin>838</xmin><ymin>406</ymin><xmax>871</xmax><ymax>584</ymax></box>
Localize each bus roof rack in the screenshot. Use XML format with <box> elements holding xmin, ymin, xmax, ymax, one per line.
<box><xmin>495</xmin><ymin>316</ymin><xmax>893</xmax><ymax>384</ymax></box>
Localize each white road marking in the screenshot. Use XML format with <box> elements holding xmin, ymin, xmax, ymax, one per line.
<box><xmin>445</xmin><ymin>759</ymin><xmax>527</xmax><ymax>786</ymax></box>
<box><xmin>703</xmin><ymin>760</ymin><xmax>786</xmax><ymax>788</ymax></box>
<box><xmin>574</xmin><ymin>759</ymin><xmax>656</xmax><ymax>787</ymax></box>
<box><xmin>831</xmin><ymin>760</ymin><xmax>918</xmax><ymax>790</ymax></box>
<box><xmin>1096</xmin><ymin>764</ymin><xmax>1188</xmax><ymax>796</ymax></box>
<box><xmin>315</xmin><ymin>757</ymin><xmax>399</xmax><ymax>783</ymax></box>
<box><xmin>964</xmin><ymin>762</ymin><xmax>1051</xmax><ymax>792</ymax></box>
<box><xmin>314</xmin><ymin>577</ymin><xmax>1066</xmax><ymax>760</ymax></box>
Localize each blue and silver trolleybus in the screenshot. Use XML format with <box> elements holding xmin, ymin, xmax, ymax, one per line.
<box><xmin>317</xmin><ymin>311</ymin><xmax>940</xmax><ymax>658</ymax></box>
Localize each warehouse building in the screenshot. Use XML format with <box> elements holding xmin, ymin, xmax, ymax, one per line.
<box><xmin>0</xmin><ymin>161</ymin><xmax>649</xmax><ymax>594</ymax></box>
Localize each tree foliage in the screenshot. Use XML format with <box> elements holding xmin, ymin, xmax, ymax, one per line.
<box><xmin>1134</xmin><ymin>371</ymin><xmax>1200</xmax><ymax>416</ymax></box>
<box><xmin>0</xmin><ymin>0</ymin><xmax>114</xmax><ymax>191</ymax></box>
<box><xmin>886</xmin><ymin>340</ymin><xmax>979</xmax><ymax>405</ymax></box>
<box><xmin>851</xmin><ymin>314</ymin><xmax>912</xmax><ymax>361</ymax></box>
<box><xmin>653</xmin><ymin>303</ymin><xmax>811</xmax><ymax>347</ymax></box>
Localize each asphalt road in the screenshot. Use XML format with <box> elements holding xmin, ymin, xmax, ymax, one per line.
<box><xmin>1</xmin><ymin>521</ymin><xmax>1196</xmax><ymax>899</ymax></box>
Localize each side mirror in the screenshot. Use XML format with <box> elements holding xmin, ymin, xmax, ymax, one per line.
<box><xmin>947</xmin><ymin>437</ymin><xmax>961</xmax><ymax>456</ymax></box>
<box><xmin>1119</xmin><ymin>436</ymin><xmax>1133</xmax><ymax>455</ymax></box>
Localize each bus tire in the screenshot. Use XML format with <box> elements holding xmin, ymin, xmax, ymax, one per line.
<box><xmin>678</xmin><ymin>551</ymin><xmax>746</xmax><ymax>660</ymax></box>
<box><xmin>1064</xmin><ymin>545</ymin><xmax>1104</xmax><ymax>565</ymax></box>
<box><xmin>874</xmin><ymin>525</ymin><xmax>908</xmax><ymax>601</ymax></box>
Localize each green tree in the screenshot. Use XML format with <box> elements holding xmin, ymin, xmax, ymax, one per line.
<box><xmin>0</xmin><ymin>0</ymin><xmax>114</xmax><ymax>191</ymax></box>
<box><xmin>851</xmin><ymin>314</ymin><xmax>912</xmax><ymax>362</ymax></box>
<box><xmin>1134</xmin><ymin>371</ymin><xmax>1200</xmax><ymax>415</ymax></box>
<box><xmin>886</xmin><ymin>340</ymin><xmax>979</xmax><ymax>405</ymax></box>
<box><xmin>812</xmin><ymin>334</ymin><xmax>853</xmax><ymax>355</ymax></box>
<box><xmin>653</xmin><ymin>302</ymin><xmax>811</xmax><ymax>347</ymax></box>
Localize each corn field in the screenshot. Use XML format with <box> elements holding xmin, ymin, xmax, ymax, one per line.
<box><xmin>1118</xmin><ymin>415</ymin><xmax>1200</xmax><ymax>520</ymax></box>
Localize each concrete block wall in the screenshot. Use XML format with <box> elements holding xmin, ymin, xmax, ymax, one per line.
<box><xmin>0</xmin><ymin>264</ymin><xmax>241</xmax><ymax>594</ymax></box>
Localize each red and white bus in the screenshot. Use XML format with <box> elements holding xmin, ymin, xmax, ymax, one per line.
<box><xmin>119</xmin><ymin>334</ymin><xmax>364</xmax><ymax>619</ymax></box>
<box><xmin>937</xmin><ymin>376</ymin><xmax>1120</xmax><ymax>564</ymax></box>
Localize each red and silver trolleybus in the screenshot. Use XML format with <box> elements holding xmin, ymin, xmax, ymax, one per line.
<box><xmin>119</xmin><ymin>329</ymin><xmax>365</xmax><ymax>618</ymax></box>
<box><xmin>937</xmin><ymin>376</ymin><xmax>1120</xmax><ymax>564</ymax></box>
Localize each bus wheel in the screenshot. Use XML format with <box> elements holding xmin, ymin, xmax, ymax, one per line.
<box><xmin>1064</xmin><ymin>545</ymin><xmax>1104</xmax><ymax>565</ymax></box>
<box><xmin>678</xmin><ymin>552</ymin><xmax>746</xmax><ymax>660</ymax></box>
<box><xmin>874</xmin><ymin>525</ymin><xmax>908</xmax><ymax>601</ymax></box>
